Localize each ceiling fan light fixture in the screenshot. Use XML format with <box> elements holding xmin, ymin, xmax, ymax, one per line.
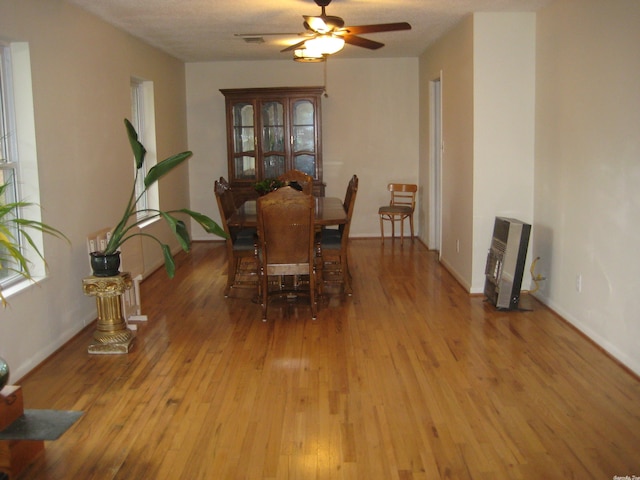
<box><xmin>293</xmin><ymin>48</ymin><xmax>325</xmax><ymax>63</ymax></box>
<box><xmin>306</xmin><ymin>17</ymin><xmax>330</xmax><ymax>34</ymax></box>
<box><xmin>304</xmin><ymin>34</ymin><xmax>345</xmax><ymax>55</ymax></box>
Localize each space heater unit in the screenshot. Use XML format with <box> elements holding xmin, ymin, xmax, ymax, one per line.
<box><xmin>484</xmin><ymin>217</ymin><xmax>531</xmax><ymax>310</ymax></box>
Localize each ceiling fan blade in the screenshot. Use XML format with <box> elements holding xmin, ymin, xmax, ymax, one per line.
<box><xmin>343</xmin><ymin>34</ymin><xmax>385</xmax><ymax>50</ymax></box>
<box><xmin>343</xmin><ymin>22</ymin><xmax>412</xmax><ymax>35</ymax></box>
<box><xmin>281</xmin><ymin>38</ymin><xmax>310</xmax><ymax>53</ymax></box>
<box><xmin>234</xmin><ymin>33</ymin><xmax>301</xmax><ymax>37</ymax></box>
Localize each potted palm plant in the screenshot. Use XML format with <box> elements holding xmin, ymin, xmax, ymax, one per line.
<box><xmin>0</xmin><ymin>181</ymin><xmax>68</xmax><ymax>307</ymax></box>
<box><xmin>0</xmin><ymin>178</ymin><xmax>69</xmax><ymax>389</ymax></box>
<box><xmin>88</xmin><ymin>119</ymin><xmax>226</xmax><ymax>278</ymax></box>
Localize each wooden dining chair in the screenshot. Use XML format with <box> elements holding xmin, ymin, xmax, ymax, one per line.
<box><xmin>257</xmin><ymin>186</ymin><xmax>317</xmax><ymax>321</ymax></box>
<box><xmin>214</xmin><ymin>178</ymin><xmax>259</xmax><ymax>297</ymax></box>
<box><xmin>316</xmin><ymin>175</ymin><xmax>358</xmax><ymax>295</ymax></box>
<box><xmin>378</xmin><ymin>183</ymin><xmax>417</xmax><ymax>244</ymax></box>
<box><xmin>278</xmin><ymin>169</ymin><xmax>313</xmax><ymax>195</ymax></box>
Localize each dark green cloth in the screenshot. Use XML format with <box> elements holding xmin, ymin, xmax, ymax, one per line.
<box><xmin>0</xmin><ymin>409</ymin><xmax>82</xmax><ymax>440</ymax></box>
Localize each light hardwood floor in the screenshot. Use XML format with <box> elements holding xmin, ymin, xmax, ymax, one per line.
<box><xmin>16</xmin><ymin>240</ymin><xmax>640</xmax><ymax>479</ymax></box>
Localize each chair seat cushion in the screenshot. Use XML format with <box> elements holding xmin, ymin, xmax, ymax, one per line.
<box><xmin>235</xmin><ymin>227</ymin><xmax>257</xmax><ymax>240</ymax></box>
<box><xmin>318</xmin><ymin>228</ymin><xmax>342</xmax><ymax>249</ymax></box>
<box><xmin>379</xmin><ymin>205</ymin><xmax>413</xmax><ymax>214</ymax></box>
<box><xmin>233</xmin><ymin>234</ymin><xmax>256</xmax><ymax>251</ymax></box>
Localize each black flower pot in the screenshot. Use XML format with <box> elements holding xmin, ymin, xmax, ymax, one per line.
<box><xmin>0</xmin><ymin>355</ymin><xmax>9</xmax><ymax>391</ymax></box>
<box><xmin>90</xmin><ymin>251</ymin><xmax>121</xmax><ymax>277</ymax></box>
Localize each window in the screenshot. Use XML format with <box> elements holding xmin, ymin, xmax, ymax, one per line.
<box><xmin>1</xmin><ymin>45</ymin><xmax>21</xmax><ymax>288</ymax></box>
<box><xmin>130</xmin><ymin>78</ymin><xmax>158</xmax><ymax>221</ymax></box>
<box><xmin>0</xmin><ymin>42</ymin><xmax>46</xmax><ymax>297</ymax></box>
<box><xmin>0</xmin><ymin>47</ymin><xmax>16</xmax><ymax>164</ymax></box>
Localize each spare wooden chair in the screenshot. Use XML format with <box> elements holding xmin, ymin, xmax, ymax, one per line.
<box><xmin>378</xmin><ymin>183</ymin><xmax>417</xmax><ymax>244</ymax></box>
<box><xmin>214</xmin><ymin>178</ymin><xmax>258</xmax><ymax>297</ymax></box>
<box><xmin>257</xmin><ymin>186</ymin><xmax>317</xmax><ymax>321</ymax></box>
<box><xmin>278</xmin><ymin>169</ymin><xmax>313</xmax><ymax>195</ymax></box>
<box><xmin>316</xmin><ymin>174</ymin><xmax>358</xmax><ymax>295</ymax></box>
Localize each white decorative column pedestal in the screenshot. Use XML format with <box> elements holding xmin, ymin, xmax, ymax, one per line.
<box><xmin>82</xmin><ymin>272</ymin><xmax>134</xmax><ymax>354</ymax></box>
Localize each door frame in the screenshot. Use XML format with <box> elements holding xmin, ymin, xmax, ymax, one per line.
<box><xmin>428</xmin><ymin>74</ymin><xmax>443</xmax><ymax>255</ymax></box>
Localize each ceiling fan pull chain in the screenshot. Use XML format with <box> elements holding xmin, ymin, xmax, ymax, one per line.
<box><xmin>323</xmin><ymin>59</ymin><xmax>329</xmax><ymax>97</ymax></box>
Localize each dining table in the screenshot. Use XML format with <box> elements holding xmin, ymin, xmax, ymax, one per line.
<box><xmin>227</xmin><ymin>196</ymin><xmax>347</xmax><ymax>228</ymax></box>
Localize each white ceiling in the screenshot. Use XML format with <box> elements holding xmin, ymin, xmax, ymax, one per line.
<box><xmin>66</xmin><ymin>0</ymin><xmax>551</xmax><ymax>62</ymax></box>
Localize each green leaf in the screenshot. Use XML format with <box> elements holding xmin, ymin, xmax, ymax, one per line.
<box><xmin>159</xmin><ymin>212</ymin><xmax>191</xmax><ymax>252</ymax></box>
<box><xmin>125</xmin><ymin>118</ymin><xmax>147</xmax><ymax>170</ymax></box>
<box><xmin>178</xmin><ymin>208</ymin><xmax>228</xmax><ymax>238</ymax></box>
<box><xmin>144</xmin><ymin>151</ymin><xmax>192</xmax><ymax>189</ymax></box>
<box><xmin>0</xmin><ymin>237</ymin><xmax>29</xmax><ymax>273</ymax></box>
<box><xmin>18</xmin><ymin>229</ymin><xmax>45</xmax><ymax>263</ymax></box>
<box><xmin>175</xmin><ymin>220</ymin><xmax>191</xmax><ymax>251</ymax></box>
<box><xmin>0</xmin><ymin>183</ymin><xmax>70</xmax><ymax>304</ymax></box>
<box><xmin>161</xmin><ymin>244</ymin><xmax>176</xmax><ymax>278</ymax></box>
<box><xmin>13</xmin><ymin>218</ymin><xmax>69</xmax><ymax>243</ymax></box>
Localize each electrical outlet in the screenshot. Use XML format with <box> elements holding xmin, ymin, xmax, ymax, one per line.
<box><xmin>576</xmin><ymin>274</ymin><xmax>582</xmax><ymax>293</ymax></box>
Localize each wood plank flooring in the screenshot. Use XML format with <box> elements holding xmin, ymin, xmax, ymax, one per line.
<box><xmin>15</xmin><ymin>239</ymin><xmax>640</xmax><ymax>479</ymax></box>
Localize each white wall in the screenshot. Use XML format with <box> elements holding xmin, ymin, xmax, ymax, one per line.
<box><xmin>419</xmin><ymin>13</ymin><xmax>536</xmax><ymax>293</ymax></box>
<box><xmin>420</xmin><ymin>1</ymin><xmax>640</xmax><ymax>375</ymax></box>
<box><xmin>419</xmin><ymin>17</ymin><xmax>475</xmax><ymax>288</ymax></box>
<box><xmin>472</xmin><ymin>13</ymin><xmax>536</xmax><ymax>292</ymax></box>
<box><xmin>186</xmin><ymin>57</ymin><xmax>419</xmax><ymax>239</ymax></box>
<box><xmin>0</xmin><ymin>0</ymin><xmax>189</xmax><ymax>381</ymax></box>
<box><xmin>534</xmin><ymin>0</ymin><xmax>640</xmax><ymax>374</ymax></box>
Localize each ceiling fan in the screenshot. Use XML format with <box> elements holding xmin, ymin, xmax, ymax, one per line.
<box><xmin>281</xmin><ymin>0</ymin><xmax>412</xmax><ymax>56</ymax></box>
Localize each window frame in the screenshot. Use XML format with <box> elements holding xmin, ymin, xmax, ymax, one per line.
<box><xmin>130</xmin><ymin>78</ymin><xmax>158</xmax><ymax>222</ymax></box>
<box><xmin>1</xmin><ymin>44</ymin><xmax>22</xmax><ymax>289</ymax></box>
<box><xmin>0</xmin><ymin>41</ymin><xmax>47</xmax><ymax>299</ymax></box>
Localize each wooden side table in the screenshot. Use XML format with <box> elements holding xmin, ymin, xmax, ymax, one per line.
<box><xmin>0</xmin><ymin>386</ymin><xmax>44</xmax><ymax>479</ymax></box>
<box><xmin>82</xmin><ymin>272</ymin><xmax>134</xmax><ymax>354</ymax></box>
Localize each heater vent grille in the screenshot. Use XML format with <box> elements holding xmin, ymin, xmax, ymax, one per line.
<box><xmin>242</xmin><ymin>37</ymin><xmax>265</xmax><ymax>44</ymax></box>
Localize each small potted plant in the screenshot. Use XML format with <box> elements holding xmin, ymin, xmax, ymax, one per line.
<box><xmin>89</xmin><ymin>119</ymin><xmax>226</xmax><ymax>278</ymax></box>
<box><xmin>254</xmin><ymin>178</ymin><xmax>285</xmax><ymax>196</ymax></box>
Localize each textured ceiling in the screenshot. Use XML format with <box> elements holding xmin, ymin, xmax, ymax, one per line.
<box><xmin>65</xmin><ymin>0</ymin><xmax>551</xmax><ymax>62</ymax></box>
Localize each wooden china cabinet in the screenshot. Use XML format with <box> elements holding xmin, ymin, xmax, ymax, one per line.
<box><xmin>220</xmin><ymin>86</ymin><xmax>325</xmax><ymax>204</ymax></box>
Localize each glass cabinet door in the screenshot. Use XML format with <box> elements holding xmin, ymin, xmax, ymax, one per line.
<box><xmin>292</xmin><ymin>99</ymin><xmax>316</xmax><ymax>177</ymax></box>
<box><xmin>261</xmin><ymin>101</ymin><xmax>285</xmax><ymax>178</ymax></box>
<box><xmin>231</xmin><ymin>102</ymin><xmax>256</xmax><ymax>180</ymax></box>
<box><xmin>263</xmin><ymin>155</ymin><xmax>285</xmax><ymax>179</ymax></box>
